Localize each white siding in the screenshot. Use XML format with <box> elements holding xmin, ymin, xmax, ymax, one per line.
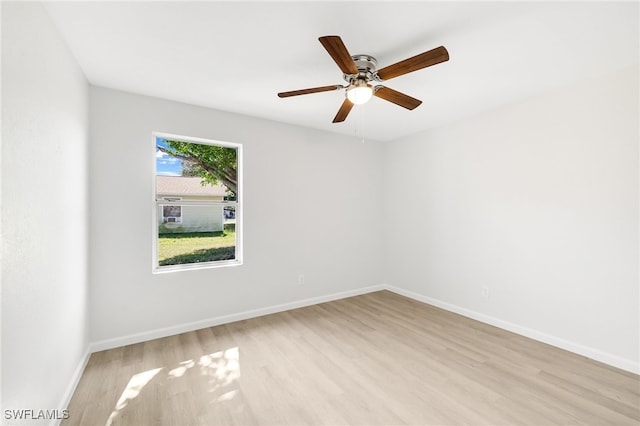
<box><xmin>158</xmin><ymin>204</ymin><xmax>224</xmax><ymax>233</ymax></box>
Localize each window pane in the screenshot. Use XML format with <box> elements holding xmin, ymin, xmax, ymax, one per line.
<box><xmin>156</xmin><ymin>138</ymin><xmax>238</xmax><ymax>199</ymax></box>
<box><xmin>154</xmin><ymin>134</ymin><xmax>241</xmax><ymax>271</ymax></box>
<box><xmin>157</xmin><ymin>204</ymin><xmax>236</xmax><ymax>266</ymax></box>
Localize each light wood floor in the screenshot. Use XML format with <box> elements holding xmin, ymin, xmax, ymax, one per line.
<box><xmin>64</xmin><ymin>291</ymin><xmax>639</xmax><ymax>425</ymax></box>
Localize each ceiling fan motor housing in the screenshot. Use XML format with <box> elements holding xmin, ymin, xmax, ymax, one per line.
<box><xmin>344</xmin><ymin>54</ymin><xmax>380</xmax><ymax>84</ymax></box>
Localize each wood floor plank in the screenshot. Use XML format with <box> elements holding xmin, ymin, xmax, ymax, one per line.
<box><xmin>63</xmin><ymin>291</ymin><xmax>640</xmax><ymax>425</ymax></box>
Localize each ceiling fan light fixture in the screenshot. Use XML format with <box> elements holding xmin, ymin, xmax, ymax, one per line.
<box><xmin>346</xmin><ymin>80</ymin><xmax>373</xmax><ymax>105</ymax></box>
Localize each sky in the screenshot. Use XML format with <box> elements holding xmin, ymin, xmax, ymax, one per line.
<box><xmin>156</xmin><ymin>137</ymin><xmax>182</xmax><ymax>176</ymax></box>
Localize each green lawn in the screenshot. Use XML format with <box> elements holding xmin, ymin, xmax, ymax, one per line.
<box><xmin>158</xmin><ymin>227</ymin><xmax>236</xmax><ymax>266</ymax></box>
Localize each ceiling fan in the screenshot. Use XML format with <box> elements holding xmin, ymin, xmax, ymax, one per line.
<box><xmin>278</xmin><ymin>35</ymin><xmax>449</xmax><ymax>123</ymax></box>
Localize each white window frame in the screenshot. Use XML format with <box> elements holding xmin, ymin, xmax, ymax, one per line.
<box><xmin>152</xmin><ymin>131</ymin><xmax>243</xmax><ymax>273</ymax></box>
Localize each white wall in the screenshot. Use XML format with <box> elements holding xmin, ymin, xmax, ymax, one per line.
<box><xmin>89</xmin><ymin>87</ymin><xmax>385</xmax><ymax>345</ymax></box>
<box><xmin>1</xmin><ymin>1</ymin><xmax>90</xmax><ymax>420</ymax></box>
<box><xmin>385</xmin><ymin>66</ymin><xmax>639</xmax><ymax>372</ymax></box>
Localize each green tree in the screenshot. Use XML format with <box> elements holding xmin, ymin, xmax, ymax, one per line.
<box><xmin>157</xmin><ymin>140</ymin><xmax>237</xmax><ymax>196</ymax></box>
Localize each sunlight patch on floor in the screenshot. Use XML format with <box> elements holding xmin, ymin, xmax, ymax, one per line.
<box><xmin>199</xmin><ymin>347</ymin><xmax>240</xmax><ymax>391</ymax></box>
<box><xmin>105</xmin><ymin>347</ymin><xmax>241</xmax><ymax>424</ymax></box>
<box><xmin>168</xmin><ymin>359</ymin><xmax>195</xmax><ymax>378</ymax></box>
<box><xmin>106</xmin><ymin>367</ymin><xmax>163</xmax><ymax>426</ymax></box>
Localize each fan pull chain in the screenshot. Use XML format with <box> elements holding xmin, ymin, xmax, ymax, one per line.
<box><xmin>358</xmin><ymin>104</ymin><xmax>366</xmax><ymax>144</ymax></box>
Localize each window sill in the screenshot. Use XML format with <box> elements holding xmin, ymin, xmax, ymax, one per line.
<box><xmin>152</xmin><ymin>258</ymin><xmax>242</xmax><ymax>274</ymax></box>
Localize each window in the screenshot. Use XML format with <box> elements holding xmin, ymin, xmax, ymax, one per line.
<box><xmin>153</xmin><ymin>132</ymin><xmax>242</xmax><ymax>272</ymax></box>
<box><xmin>162</xmin><ymin>201</ymin><xmax>182</xmax><ymax>223</ymax></box>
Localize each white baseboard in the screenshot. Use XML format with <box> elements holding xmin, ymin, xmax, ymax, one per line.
<box><xmin>53</xmin><ymin>348</ymin><xmax>91</xmax><ymax>426</ymax></box>
<box><xmin>85</xmin><ymin>283</ymin><xmax>638</xmax><ymax>375</ymax></box>
<box><xmin>385</xmin><ymin>285</ymin><xmax>640</xmax><ymax>375</ymax></box>
<box><xmin>89</xmin><ymin>284</ymin><xmax>386</xmax><ymax>353</ymax></box>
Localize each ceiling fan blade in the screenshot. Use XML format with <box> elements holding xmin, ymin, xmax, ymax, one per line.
<box><xmin>319</xmin><ymin>36</ymin><xmax>359</xmax><ymax>75</ymax></box>
<box><xmin>278</xmin><ymin>85</ymin><xmax>343</xmax><ymax>98</ymax></box>
<box><xmin>374</xmin><ymin>86</ymin><xmax>422</xmax><ymax>110</ymax></box>
<box><xmin>376</xmin><ymin>46</ymin><xmax>449</xmax><ymax>81</ymax></box>
<box><xmin>332</xmin><ymin>98</ymin><xmax>354</xmax><ymax>123</ymax></box>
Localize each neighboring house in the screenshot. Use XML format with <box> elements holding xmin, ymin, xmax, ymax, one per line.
<box><xmin>156</xmin><ymin>176</ymin><xmax>229</xmax><ymax>234</ymax></box>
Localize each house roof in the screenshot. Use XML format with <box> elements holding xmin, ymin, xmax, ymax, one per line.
<box><xmin>156</xmin><ymin>176</ymin><xmax>228</xmax><ymax>197</ymax></box>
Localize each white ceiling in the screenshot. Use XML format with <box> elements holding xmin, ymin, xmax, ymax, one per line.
<box><xmin>44</xmin><ymin>1</ymin><xmax>639</xmax><ymax>142</ymax></box>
